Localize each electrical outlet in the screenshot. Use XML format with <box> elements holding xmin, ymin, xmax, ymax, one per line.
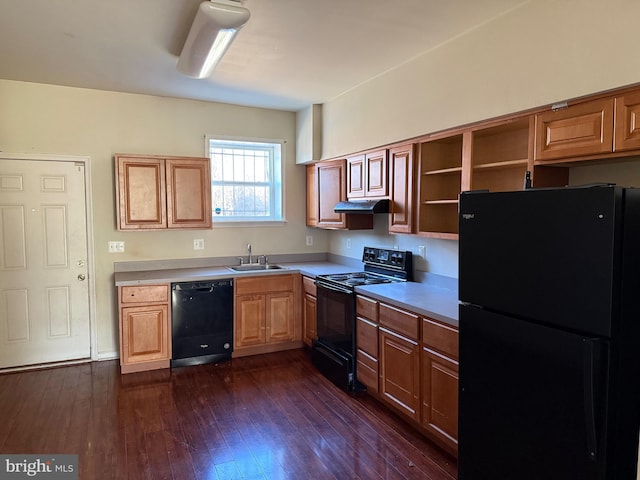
<box><xmin>193</xmin><ymin>239</ymin><xmax>205</xmax><ymax>250</ymax></box>
<box><xmin>108</xmin><ymin>241</ymin><xmax>125</xmax><ymax>253</ymax></box>
<box><xmin>306</xmin><ymin>235</ymin><xmax>313</xmax><ymax>246</ymax></box>
<box><xmin>346</xmin><ymin>238</ymin><xmax>351</xmax><ymax>249</ymax></box>
<box><xmin>418</xmin><ymin>245</ymin><xmax>426</xmax><ymax>258</ymax></box>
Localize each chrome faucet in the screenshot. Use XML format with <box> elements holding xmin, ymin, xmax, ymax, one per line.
<box><xmin>247</xmin><ymin>243</ymin><xmax>253</xmax><ymax>264</ymax></box>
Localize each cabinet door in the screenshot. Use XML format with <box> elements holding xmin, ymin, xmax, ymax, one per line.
<box><xmin>303</xmin><ymin>292</ymin><xmax>317</xmax><ymax>347</ymax></box>
<box><xmin>235</xmin><ymin>295</ymin><xmax>266</xmax><ymax>348</ymax></box>
<box><xmin>534</xmin><ymin>98</ymin><xmax>614</xmax><ymax>161</ymax></box>
<box><xmin>165</xmin><ymin>157</ymin><xmax>211</xmax><ymax>229</ymax></box>
<box><xmin>347</xmin><ymin>154</ymin><xmax>365</xmax><ymax>198</ymax></box>
<box><xmin>316</xmin><ymin>160</ymin><xmax>346</xmax><ymax>228</ymax></box>
<box><xmin>267</xmin><ymin>292</ymin><xmax>295</xmax><ymax>343</ymax></box>
<box><xmin>306</xmin><ymin>164</ymin><xmax>318</xmax><ymax>226</ymax></box>
<box><xmin>388</xmin><ymin>144</ymin><xmax>415</xmax><ymax>234</ymax></box>
<box><xmin>379</xmin><ymin>327</ymin><xmax>420</xmax><ymax>421</ymax></box>
<box><xmin>615</xmin><ymin>91</ymin><xmax>640</xmax><ymax>152</ymax></box>
<box><xmin>365</xmin><ymin>149</ymin><xmax>388</xmax><ymax>197</ymax></box>
<box><xmin>422</xmin><ymin>347</ymin><xmax>458</xmax><ymax>454</ymax></box>
<box><xmin>116</xmin><ymin>156</ymin><xmax>166</xmax><ymax>230</ymax></box>
<box><xmin>121</xmin><ymin>304</ymin><xmax>170</xmax><ymax>364</ymax></box>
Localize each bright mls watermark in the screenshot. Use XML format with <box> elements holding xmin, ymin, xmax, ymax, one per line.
<box><xmin>0</xmin><ymin>455</ymin><xmax>77</xmax><ymax>479</ymax></box>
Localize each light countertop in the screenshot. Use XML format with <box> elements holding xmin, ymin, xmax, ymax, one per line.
<box><xmin>114</xmin><ymin>260</ymin><xmax>459</xmax><ymax>327</ymax></box>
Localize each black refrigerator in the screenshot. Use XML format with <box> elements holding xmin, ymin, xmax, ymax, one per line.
<box><xmin>458</xmin><ymin>185</ymin><xmax>640</xmax><ymax>480</ymax></box>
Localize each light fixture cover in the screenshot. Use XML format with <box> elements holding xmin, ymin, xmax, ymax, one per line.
<box><xmin>177</xmin><ymin>0</ymin><xmax>250</xmax><ymax>79</ymax></box>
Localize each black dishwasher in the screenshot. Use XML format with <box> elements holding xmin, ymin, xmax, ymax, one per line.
<box><xmin>171</xmin><ymin>279</ymin><xmax>233</xmax><ymax>367</ymax></box>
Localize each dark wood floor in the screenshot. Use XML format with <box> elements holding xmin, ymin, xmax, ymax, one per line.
<box><xmin>0</xmin><ymin>348</ymin><xmax>457</xmax><ymax>480</ymax></box>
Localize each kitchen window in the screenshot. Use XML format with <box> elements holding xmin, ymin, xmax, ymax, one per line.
<box><xmin>207</xmin><ymin>136</ymin><xmax>283</xmax><ymax>223</ymax></box>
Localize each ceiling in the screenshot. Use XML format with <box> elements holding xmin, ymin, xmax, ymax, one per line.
<box><xmin>0</xmin><ymin>0</ymin><xmax>527</xmax><ymax>112</ymax></box>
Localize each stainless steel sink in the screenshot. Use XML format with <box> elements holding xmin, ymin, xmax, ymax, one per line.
<box><xmin>226</xmin><ymin>264</ymin><xmax>284</xmax><ymax>272</ymax></box>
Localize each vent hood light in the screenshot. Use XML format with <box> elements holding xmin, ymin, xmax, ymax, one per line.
<box><xmin>333</xmin><ymin>199</ymin><xmax>390</xmax><ymax>214</ymax></box>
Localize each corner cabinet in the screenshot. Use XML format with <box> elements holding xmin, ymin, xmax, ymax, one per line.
<box><xmin>234</xmin><ymin>274</ymin><xmax>302</xmax><ymax>357</ymax></box>
<box><xmin>115</xmin><ymin>154</ymin><xmax>212</xmax><ymax>230</ymax></box>
<box><xmin>314</xmin><ymin>160</ymin><xmax>373</xmax><ymax>230</ymax></box>
<box><xmin>118</xmin><ymin>284</ymin><xmax>171</xmax><ymax>374</ymax></box>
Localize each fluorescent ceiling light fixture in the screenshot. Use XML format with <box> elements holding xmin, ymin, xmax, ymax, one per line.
<box><xmin>177</xmin><ymin>0</ymin><xmax>250</xmax><ymax>79</ymax></box>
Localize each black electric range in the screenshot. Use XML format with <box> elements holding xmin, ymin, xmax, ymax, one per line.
<box><xmin>312</xmin><ymin>247</ymin><xmax>413</xmax><ymax>391</ymax></box>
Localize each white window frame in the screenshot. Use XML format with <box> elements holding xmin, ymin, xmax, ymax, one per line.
<box><xmin>206</xmin><ymin>135</ymin><xmax>285</xmax><ymax>225</ymax></box>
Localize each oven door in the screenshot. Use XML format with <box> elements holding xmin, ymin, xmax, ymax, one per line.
<box><xmin>315</xmin><ymin>280</ymin><xmax>356</xmax><ymax>355</ymax></box>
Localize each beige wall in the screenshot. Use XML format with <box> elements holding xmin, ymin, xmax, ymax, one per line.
<box><xmin>0</xmin><ymin>79</ymin><xmax>327</xmax><ymax>357</ymax></box>
<box><xmin>319</xmin><ymin>0</ymin><xmax>640</xmax><ymax>272</ymax></box>
<box><xmin>321</xmin><ymin>0</ymin><xmax>640</xmax><ymax>159</ymax></box>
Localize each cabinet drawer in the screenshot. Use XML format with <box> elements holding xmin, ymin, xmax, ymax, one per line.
<box><xmin>357</xmin><ymin>350</ymin><xmax>379</xmax><ymax>393</ymax></box>
<box><xmin>302</xmin><ymin>275</ymin><xmax>316</xmax><ymax>297</ymax></box>
<box><xmin>120</xmin><ymin>285</ymin><xmax>169</xmax><ymax>304</ymax></box>
<box><xmin>356</xmin><ymin>295</ymin><xmax>378</xmax><ymax>321</ymax></box>
<box><xmin>236</xmin><ymin>274</ymin><xmax>294</xmax><ymax>295</ymax></box>
<box><xmin>356</xmin><ymin>317</ymin><xmax>378</xmax><ymax>357</ymax></box>
<box><xmin>422</xmin><ymin>318</ymin><xmax>459</xmax><ymax>360</ymax></box>
<box><xmin>379</xmin><ymin>303</ymin><xmax>419</xmax><ymax>341</ymax></box>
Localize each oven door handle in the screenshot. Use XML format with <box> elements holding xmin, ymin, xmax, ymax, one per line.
<box><xmin>315</xmin><ymin>280</ymin><xmax>353</xmax><ymax>295</ymax></box>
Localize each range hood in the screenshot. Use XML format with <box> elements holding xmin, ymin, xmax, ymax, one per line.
<box><xmin>333</xmin><ymin>199</ymin><xmax>390</xmax><ymax>214</ymax></box>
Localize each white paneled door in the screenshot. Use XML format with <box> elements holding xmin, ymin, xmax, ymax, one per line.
<box><xmin>0</xmin><ymin>159</ymin><xmax>90</xmax><ymax>368</ymax></box>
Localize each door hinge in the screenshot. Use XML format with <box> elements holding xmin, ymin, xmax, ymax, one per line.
<box><xmin>551</xmin><ymin>101</ymin><xmax>568</xmax><ymax>111</ymax></box>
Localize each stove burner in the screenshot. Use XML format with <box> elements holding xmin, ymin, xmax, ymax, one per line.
<box><xmin>321</xmin><ymin>271</ymin><xmax>400</xmax><ymax>287</ymax></box>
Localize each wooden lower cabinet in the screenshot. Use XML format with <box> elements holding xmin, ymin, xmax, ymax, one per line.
<box><xmin>235</xmin><ymin>295</ymin><xmax>267</xmax><ymax>347</ymax></box>
<box><xmin>234</xmin><ymin>274</ymin><xmax>301</xmax><ymax>356</ymax></box>
<box><xmin>302</xmin><ymin>276</ymin><xmax>317</xmax><ymax>347</ymax></box>
<box><xmin>422</xmin><ymin>347</ymin><xmax>459</xmax><ymax>454</ymax></box>
<box><xmin>118</xmin><ymin>284</ymin><xmax>171</xmax><ymax>374</ymax></box>
<box><xmin>267</xmin><ymin>292</ymin><xmax>295</xmax><ymax>343</ymax></box>
<box><xmin>379</xmin><ymin>327</ymin><xmax>421</xmax><ymax>422</ymax></box>
<box><xmin>356</xmin><ymin>295</ymin><xmax>459</xmax><ymax>456</ymax></box>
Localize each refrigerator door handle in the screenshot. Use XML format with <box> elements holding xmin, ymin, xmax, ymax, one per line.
<box><xmin>582</xmin><ymin>338</ymin><xmax>604</xmax><ymax>463</ymax></box>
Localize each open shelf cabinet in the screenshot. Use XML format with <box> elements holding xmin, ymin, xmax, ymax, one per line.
<box><xmin>470</xmin><ymin>117</ymin><xmax>531</xmax><ymax>192</ymax></box>
<box><xmin>417</xmin><ymin>134</ymin><xmax>463</xmax><ymax>238</ymax></box>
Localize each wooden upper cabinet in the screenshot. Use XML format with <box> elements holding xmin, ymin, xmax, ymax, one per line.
<box><xmin>534</xmin><ymin>97</ymin><xmax>614</xmax><ymax>161</ymax></box>
<box><xmin>347</xmin><ymin>149</ymin><xmax>388</xmax><ymax>199</ymax></box>
<box><xmin>165</xmin><ymin>158</ymin><xmax>211</xmax><ymax>229</ymax></box>
<box><xmin>306</xmin><ymin>164</ymin><xmax>318</xmax><ymax>227</ymax></box>
<box><xmin>116</xmin><ymin>154</ymin><xmax>211</xmax><ymax>230</ymax></box>
<box><xmin>615</xmin><ymin>91</ymin><xmax>640</xmax><ymax>152</ymax></box>
<box><xmin>116</xmin><ymin>156</ymin><xmax>166</xmax><ymax>230</ymax></box>
<box><xmin>347</xmin><ymin>154</ymin><xmax>365</xmax><ymax>198</ymax></box>
<box><xmin>317</xmin><ymin>159</ymin><xmax>346</xmax><ymax>228</ymax></box>
<box><xmin>389</xmin><ymin>144</ymin><xmax>416</xmax><ymax>234</ymax></box>
<box><xmin>417</xmin><ymin>135</ymin><xmax>463</xmax><ymax>239</ymax></box>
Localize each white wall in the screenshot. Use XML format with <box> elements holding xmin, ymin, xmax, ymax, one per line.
<box><xmin>318</xmin><ymin>0</ymin><xmax>640</xmax><ymax>274</ymax></box>
<box><xmin>0</xmin><ymin>79</ymin><xmax>326</xmax><ymax>357</ymax></box>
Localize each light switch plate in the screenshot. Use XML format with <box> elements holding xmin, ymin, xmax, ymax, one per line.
<box><xmin>108</xmin><ymin>241</ymin><xmax>125</xmax><ymax>253</ymax></box>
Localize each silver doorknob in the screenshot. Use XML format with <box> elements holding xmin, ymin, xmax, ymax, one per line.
<box><xmin>77</xmin><ymin>274</ymin><xmax>86</xmax><ymax>281</ymax></box>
